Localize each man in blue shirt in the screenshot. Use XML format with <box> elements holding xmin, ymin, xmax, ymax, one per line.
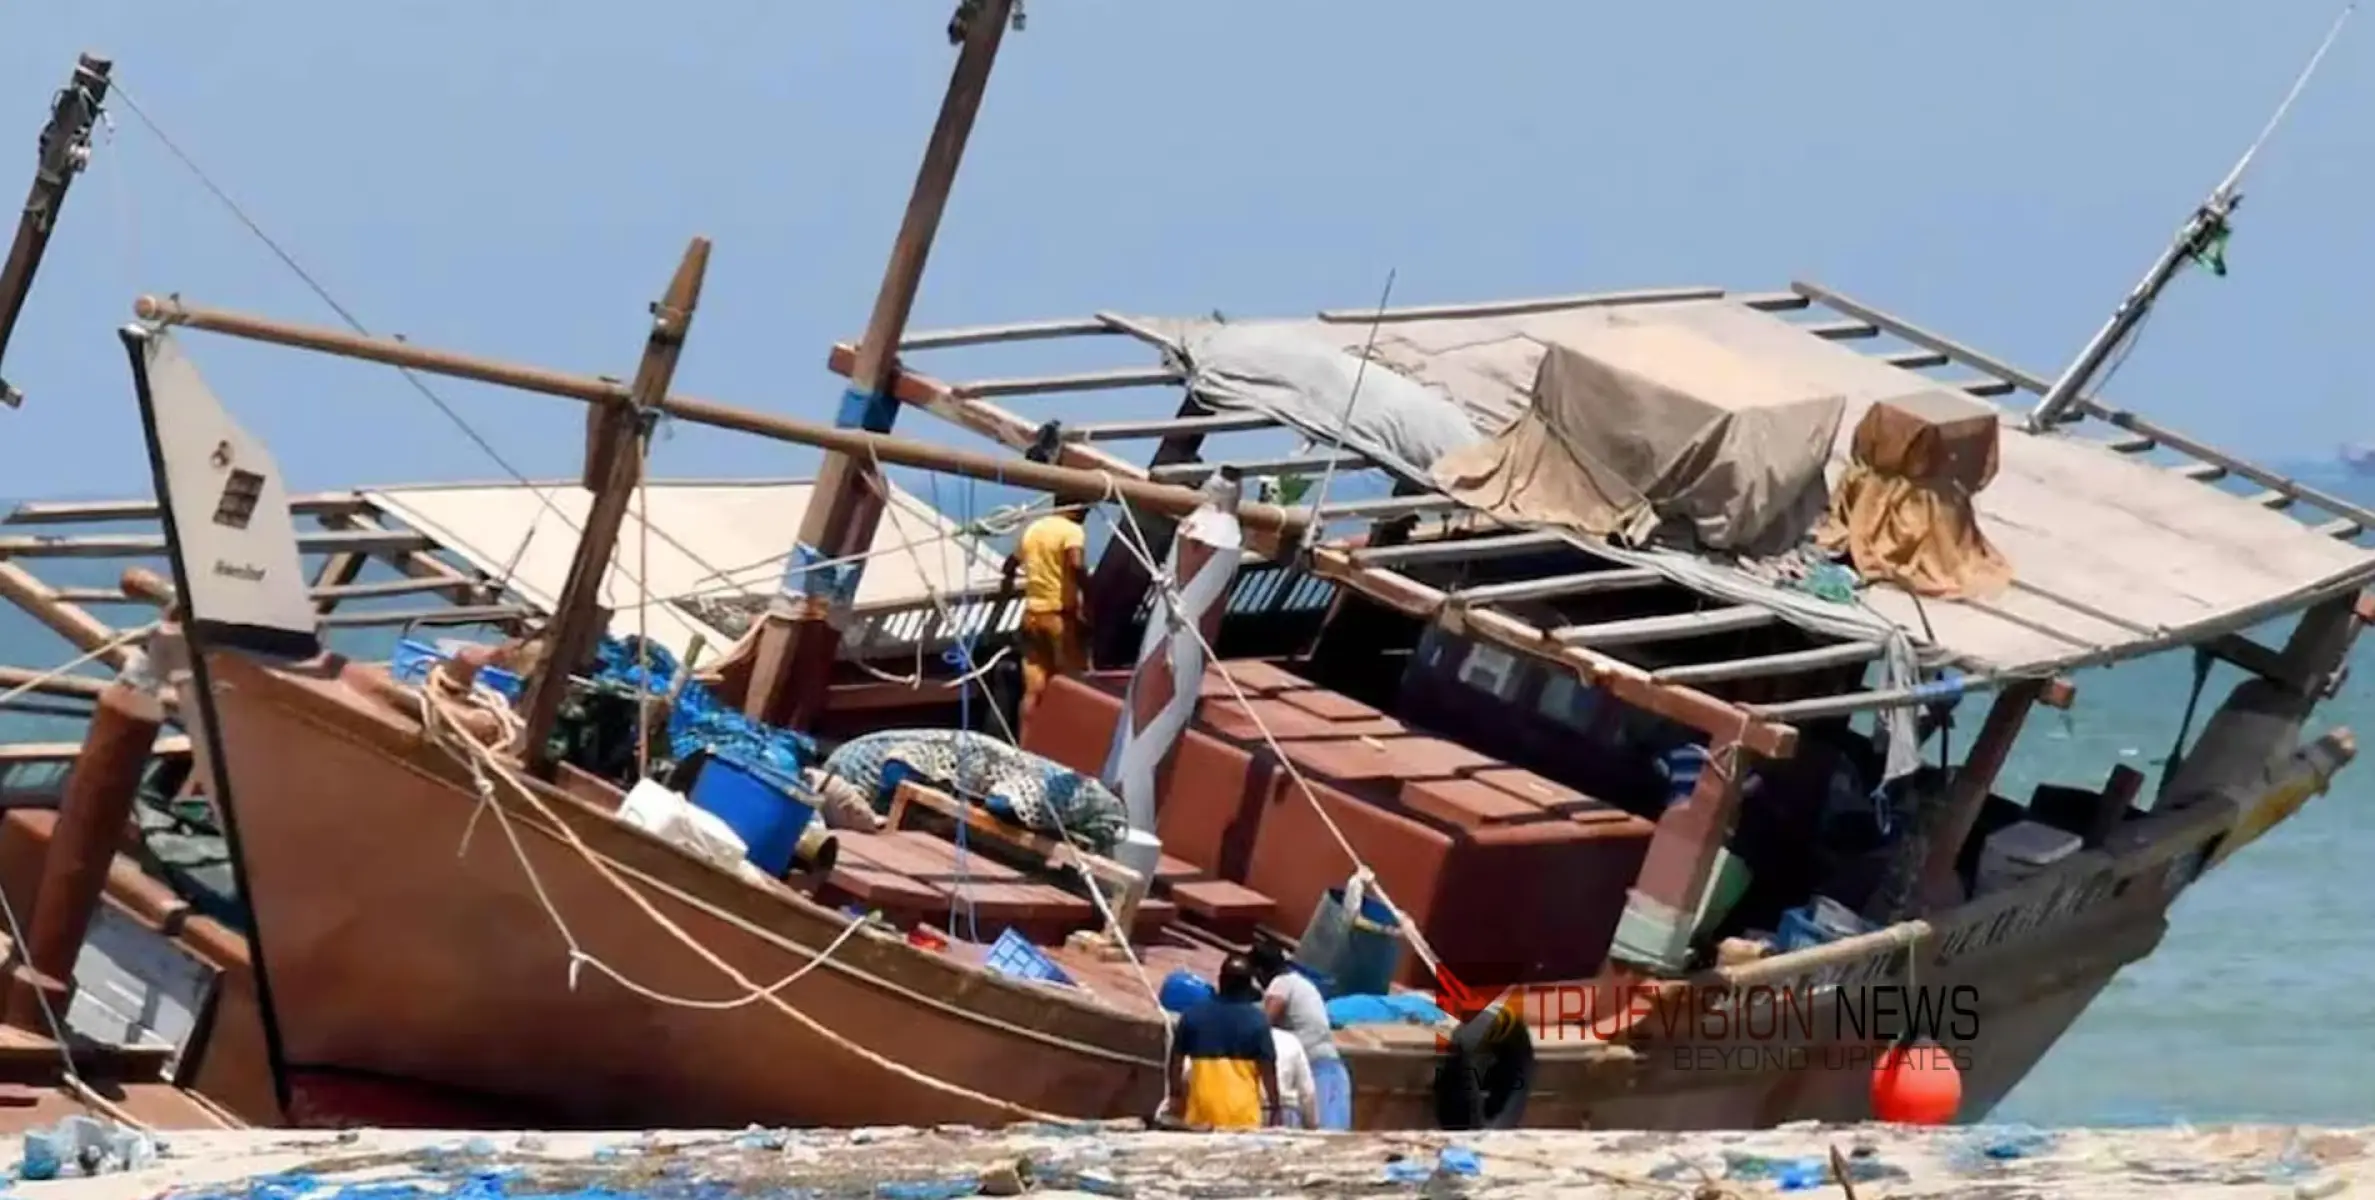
<box><xmin>1164</xmin><ymin>956</ymin><xmax>1280</xmax><ymax>1129</ymax></box>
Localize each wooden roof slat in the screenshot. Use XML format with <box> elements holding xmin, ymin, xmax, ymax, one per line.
<box><xmin>2313</xmin><ymin>517</ymin><xmax>2364</xmax><ymax>540</ymax></box>
<box><xmin>0</xmin><ymin>735</ymin><xmax>190</xmax><ymax>764</ymax></box>
<box><xmin>1747</xmin><ymin>673</ymin><xmax>1979</xmax><ymax>722</ymax></box>
<box><xmin>4</xmin><ymin>491</ymin><xmax>371</xmax><ymax>526</ymax></box>
<box><xmin>2175</xmin><ymin>462</ymin><xmax>2228</xmax><ymax>482</ymax></box>
<box><xmin>1069</xmin><ymin>412</ymin><xmax>1278</xmax><ymax>442</ymax></box>
<box><xmin>950</xmin><ymin>366</ymin><xmax>1181</xmax><ymax>399</ymax></box>
<box><xmin>1879</xmin><ymin>349</ymin><xmax>1950</xmax><ymax>370</ymax></box>
<box><xmin>1652</xmin><ymin>640</ymin><xmax>1887</xmax><ymax>686</ymax></box>
<box><xmin>1804</xmin><ymin>319</ymin><xmax>1877</xmax><ymax>340</ymax></box>
<box><xmin>320</xmin><ymin>604</ymin><xmax>529</xmax><ymax>629</ymax></box>
<box><xmin>2106</xmin><ymin>436</ymin><xmax>2157</xmax><ymax>454</ymax></box>
<box><xmin>50</xmin><ymin>573</ymin><xmax>482</xmax><ymax>607</ymax></box>
<box><xmin>0</xmin><ymin>528</ymin><xmax>432</xmax><ymax>559</ymax></box>
<box><xmin>1452</xmin><ymin>567</ymin><xmax>1663</xmax><ymax>607</ymax></box>
<box><xmin>2249</xmin><ymin>490</ymin><xmax>2296</xmax><ymax>510</ymax></box>
<box><xmin>1733</xmin><ymin>292</ymin><xmax>1810</xmax><ymax>312</ymax></box>
<box><xmin>1351</xmin><ymin>530</ymin><xmax>1571</xmax><ymax>569</ymax></box>
<box><xmin>897</xmin><ymin>317</ymin><xmax>1110</xmax><ymax>351</ymax></box>
<box><xmin>1151</xmin><ymin>453</ymin><xmax>1367</xmax><ymax>486</ymax></box>
<box><xmin>1957</xmin><ymin>378</ymin><xmax>2017</xmax><ymax>398</ymax></box>
<box><xmin>1552</xmin><ymin>605</ymin><xmax>1777</xmax><ymax>647</ymax></box>
<box><xmin>1310</xmin><ymin>494</ymin><xmax>1465</xmax><ymax>522</ymax></box>
<box><xmin>1314</xmin><ymin>286</ymin><xmax>1725</xmax><ymax>325</ymax></box>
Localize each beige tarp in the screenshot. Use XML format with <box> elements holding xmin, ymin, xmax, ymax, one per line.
<box><xmin>1427</xmin><ymin>319</ymin><xmax>1845</xmax><ymax>558</ymax></box>
<box><xmin>1816</xmin><ymin>389</ymin><xmax>2013</xmax><ymax>599</ymax></box>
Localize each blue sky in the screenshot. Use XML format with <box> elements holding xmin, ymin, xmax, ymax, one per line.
<box><xmin>3</xmin><ymin>0</ymin><xmax>2368</xmax><ymax>500</ymax></box>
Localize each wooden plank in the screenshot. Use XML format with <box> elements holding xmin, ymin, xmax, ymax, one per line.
<box><xmin>1452</xmin><ymin>568</ymin><xmax>1662</xmax><ymax>606</ymax></box>
<box><xmin>0</xmin><ymin>529</ymin><xmax>430</xmax><ymax>559</ymax></box>
<box><xmin>1804</xmin><ymin>319</ymin><xmax>1877</xmax><ymax>340</ymax></box>
<box><xmin>0</xmin><ymin>735</ymin><xmax>190</xmax><ymax>764</ymax></box>
<box><xmin>2175</xmin><ymin>462</ymin><xmax>2228</xmax><ymax>482</ymax></box>
<box><xmin>1351</xmin><ymin>530</ymin><xmax>1571</xmax><ymax>569</ymax></box>
<box><xmin>1652</xmin><ymin>640</ymin><xmax>1886</xmax><ymax>685</ymax></box>
<box><xmin>3</xmin><ymin>491</ymin><xmax>369</xmax><ymax>526</ymax></box>
<box><xmin>1956</xmin><ymin>378</ymin><xmax>2017</xmax><ymax>398</ymax></box>
<box><xmin>1748</xmin><ymin>673</ymin><xmax>1981</xmax><ymax>722</ymax></box>
<box><xmin>1152</xmin><ymin>453</ymin><xmax>1367</xmax><ymax>485</ymax></box>
<box><xmin>2248</xmin><ymin>490</ymin><xmax>2296</xmax><ymax>510</ymax></box>
<box><xmin>897</xmin><ymin>317</ymin><xmax>1109</xmax><ymax>351</ymax></box>
<box><xmin>319</xmin><ymin>604</ymin><xmax>530</xmax><ymax>629</ymax></box>
<box><xmin>1792</xmin><ymin>281</ymin><xmax>2035</xmax><ymax>392</ymax></box>
<box><xmin>1552</xmin><ymin>605</ymin><xmax>1776</xmax><ymax>647</ymax></box>
<box><xmin>2106</xmin><ymin>436</ymin><xmax>2157</xmax><ymax>454</ymax></box>
<box><xmin>1311</xmin><ymin>494</ymin><xmax>1465</xmax><ymax>522</ymax></box>
<box><xmin>1879</xmin><ymin>349</ymin><xmax>1949</xmax><ymax>370</ymax></box>
<box><xmin>1315</xmin><ymin>285</ymin><xmax>1724</xmax><ymax>325</ymax></box>
<box><xmin>2314</xmin><ymin>517</ymin><xmax>2364</xmax><ymax>540</ymax></box>
<box><xmin>1068</xmin><ymin>412</ymin><xmax>1278</xmax><ymax>442</ymax></box>
<box><xmin>0</xmin><ymin>560</ymin><xmax>131</xmax><ymax>669</ymax></box>
<box><xmin>1092</xmin><ymin>311</ymin><xmax>1185</xmax><ymax>353</ymax></box>
<box><xmin>950</xmin><ymin>366</ymin><xmax>1181</xmax><ymax>399</ymax></box>
<box><xmin>1733</xmin><ymin>292</ymin><xmax>1810</xmax><ymax>312</ymax></box>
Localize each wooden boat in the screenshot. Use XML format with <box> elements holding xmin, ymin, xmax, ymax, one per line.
<box><xmin>10</xmin><ymin>4</ymin><xmax>2373</xmax><ymax>1132</ymax></box>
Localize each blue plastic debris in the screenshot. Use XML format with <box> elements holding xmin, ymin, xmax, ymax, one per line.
<box><xmin>1385</xmin><ymin>1146</ymin><xmax>1482</xmax><ymax>1184</ymax></box>
<box><xmin>1437</xmin><ymin>1146</ymin><xmax>1481</xmax><ymax>1177</ymax></box>
<box><xmin>872</xmin><ymin>1180</ymin><xmax>977</xmax><ymax>1200</ymax></box>
<box><xmin>18</xmin><ymin>1114</ymin><xmax>156</xmax><ymax>1180</ymax></box>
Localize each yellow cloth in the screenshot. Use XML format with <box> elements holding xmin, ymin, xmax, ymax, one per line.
<box><xmin>1017</xmin><ymin>516</ymin><xmax>1086</xmax><ymax>615</ymax></box>
<box><xmin>1181</xmin><ymin>1058</ymin><xmax>1265</xmax><ymax>1130</ymax></box>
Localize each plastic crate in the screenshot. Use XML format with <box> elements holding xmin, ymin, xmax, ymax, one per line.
<box><xmin>982</xmin><ymin>927</ymin><xmax>1072</xmax><ymax>987</ymax></box>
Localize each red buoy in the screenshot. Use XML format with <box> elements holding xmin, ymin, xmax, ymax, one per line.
<box><xmin>1871</xmin><ymin>1041</ymin><xmax>1962</xmax><ymax>1125</ymax></box>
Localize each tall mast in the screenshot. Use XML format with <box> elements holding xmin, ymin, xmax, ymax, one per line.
<box><xmin>0</xmin><ymin>53</ymin><xmax>112</xmax><ymax>410</ymax></box>
<box><xmin>741</xmin><ymin>0</ymin><xmax>1022</xmax><ymax>727</ymax></box>
<box><xmin>2027</xmin><ymin>6</ymin><xmax>2353</xmax><ymax>431</ymax></box>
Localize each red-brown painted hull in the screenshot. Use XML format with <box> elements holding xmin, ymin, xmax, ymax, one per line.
<box><xmin>196</xmin><ymin>650</ymin><xmax>2226</xmax><ymax>1130</ymax></box>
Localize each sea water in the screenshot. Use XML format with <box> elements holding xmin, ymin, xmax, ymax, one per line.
<box><xmin>3</xmin><ymin>496</ymin><xmax>2370</xmax><ymax>1128</ymax></box>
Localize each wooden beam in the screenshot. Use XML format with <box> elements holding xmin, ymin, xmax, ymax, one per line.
<box><xmin>1804</xmin><ymin>319</ymin><xmax>1877</xmax><ymax>340</ymax></box>
<box><xmin>2248</xmin><ymin>490</ymin><xmax>2295</xmax><ymax>510</ymax></box>
<box><xmin>1311</xmin><ymin>494</ymin><xmax>1465</xmax><ymax>522</ymax></box>
<box><xmin>1957</xmin><ymin>378</ymin><xmax>2017</xmax><ymax>398</ymax></box>
<box><xmin>1553</xmin><ymin>605</ymin><xmax>1776</xmax><ymax>647</ymax></box>
<box><xmin>951</xmin><ymin>366</ymin><xmax>1181</xmax><ymax>399</ymax></box>
<box><xmin>1451</xmin><ymin>568</ymin><xmax>1663</xmax><ymax>607</ymax></box>
<box><xmin>1351</xmin><ymin>530</ymin><xmax>1571</xmax><ymax>569</ymax></box>
<box><xmin>1652</xmin><ymin>640</ymin><xmax>1886</xmax><ymax>686</ymax></box>
<box><xmin>1068</xmin><ymin>412</ymin><xmax>1277</xmax><ymax>441</ymax></box>
<box><xmin>0</xmin><ymin>665</ymin><xmax>106</xmax><ymax>702</ymax></box>
<box><xmin>3</xmin><ymin>491</ymin><xmax>369</xmax><ymax>526</ymax></box>
<box><xmin>2106</xmin><ymin>436</ymin><xmax>2156</xmax><ymax>454</ymax></box>
<box><xmin>320</xmin><ymin>604</ymin><xmax>530</xmax><ymax>629</ymax></box>
<box><xmin>0</xmin><ymin>528</ymin><xmax>429</xmax><ymax>559</ymax></box>
<box><xmin>522</xmin><ymin>238</ymin><xmax>708</xmax><ymax>779</ymax></box>
<box><xmin>1315</xmin><ymin>285</ymin><xmax>1724</xmax><ymax>325</ymax></box>
<box><xmin>1879</xmin><ymin>349</ymin><xmax>1949</xmax><ymax>370</ymax></box>
<box><xmin>2315</xmin><ymin>517</ymin><xmax>2364</xmax><ymax>540</ymax></box>
<box><xmin>0</xmin><ymin>735</ymin><xmax>189</xmax><ymax>765</ymax></box>
<box><xmin>897</xmin><ymin>317</ymin><xmax>1108</xmax><ymax>351</ymax></box>
<box><xmin>2174</xmin><ymin>462</ymin><xmax>2227</xmax><ymax>482</ymax></box>
<box><xmin>0</xmin><ymin>561</ymin><xmax>130</xmax><ymax>670</ymax></box>
<box><xmin>315</xmin><ymin>511</ymin><xmax>483</xmax><ymax>604</ymax></box>
<box><xmin>1150</xmin><ymin>453</ymin><xmax>1366</xmax><ymax>486</ymax></box>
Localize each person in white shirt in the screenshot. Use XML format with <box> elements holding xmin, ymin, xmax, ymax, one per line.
<box><xmin>1249</xmin><ymin>941</ymin><xmax>1352</xmax><ymax>1129</ymax></box>
<box><xmin>1269</xmin><ymin>1026</ymin><xmax>1319</xmax><ymax>1129</ymax></box>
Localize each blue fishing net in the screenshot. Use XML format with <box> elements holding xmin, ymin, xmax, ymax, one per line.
<box><xmin>590</xmin><ymin>636</ymin><xmax>816</xmax><ymax>782</ymax></box>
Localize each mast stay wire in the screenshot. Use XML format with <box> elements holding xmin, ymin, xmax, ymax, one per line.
<box><xmin>104</xmin><ymin>81</ymin><xmax>743</xmax><ymax>614</ymax></box>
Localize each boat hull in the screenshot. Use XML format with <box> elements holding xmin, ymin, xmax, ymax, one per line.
<box><xmin>195</xmin><ymin>650</ymin><xmax>2229</xmax><ymax>1130</ymax></box>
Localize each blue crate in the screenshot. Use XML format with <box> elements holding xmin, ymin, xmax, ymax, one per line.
<box><xmin>982</xmin><ymin>927</ymin><xmax>1072</xmax><ymax>987</ymax></box>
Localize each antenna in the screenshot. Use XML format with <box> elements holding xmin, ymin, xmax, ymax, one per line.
<box><xmin>2026</xmin><ymin>4</ymin><xmax>2355</xmax><ymax>432</ymax></box>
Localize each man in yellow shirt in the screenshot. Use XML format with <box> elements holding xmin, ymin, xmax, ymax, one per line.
<box><xmin>1005</xmin><ymin>507</ymin><xmax>1088</xmax><ymax>726</ymax></box>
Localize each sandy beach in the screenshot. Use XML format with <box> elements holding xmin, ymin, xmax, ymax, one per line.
<box><xmin>8</xmin><ymin>1122</ymin><xmax>2365</xmax><ymax>1199</ymax></box>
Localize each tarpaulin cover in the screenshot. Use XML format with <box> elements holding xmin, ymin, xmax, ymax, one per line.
<box><xmin>1428</xmin><ymin>319</ymin><xmax>1844</xmax><ymax>558</ymax></box>
<box><xmin>1179</xmin><ymin>323</ymin><xmax>1483</xmax><ymax>476</ymax></box>
<box><xmin>1816</xmin><ymin>390</ymin><xmax>2013</xmax><ymax>599</ymax></box>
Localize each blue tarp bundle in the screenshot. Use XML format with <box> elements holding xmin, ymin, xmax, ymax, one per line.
<box><xmin>590</xmin><ymin>636</ymin><xmax>816</xmax><ymax>783</ymax></box>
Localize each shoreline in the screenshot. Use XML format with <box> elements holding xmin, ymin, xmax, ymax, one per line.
<box><xmin>12</xmin><ymin>1122</ymin><xmax>2366</xmax><ymax>1199</ymax></box>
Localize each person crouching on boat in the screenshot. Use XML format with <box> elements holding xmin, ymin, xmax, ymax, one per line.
<box><xmin>1164</xmin><ymin>955</ymin><xmax>1283</xmax><ymax>1130</ymax></box>
<box><xmin>1248</xmin><ymin>941</ymin><xmax>1352</xmax><ymax>1129</ymax></box>
<box><xmin>1268</xmin><ymin>1013</ymin><xmax>1321</xmax><ymax>1130</ymax></box>
<box><xmin>1004</xmin><ymin>506</ymin><xmax>1089</xmax><ymax>728</ymax></box>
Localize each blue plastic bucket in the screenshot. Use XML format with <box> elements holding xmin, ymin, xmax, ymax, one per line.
<box><xmin>1295</xmin><ymin>886</ymin><xmax>1404</xmax><ymax>1000</ymax></box>
<box><xmin>1158</xmin><ymin>968</ymin><xmax>1215</xmax><ymax>1013</ymax></box>
<box><xmin>686</xmin><ymin>750</ymin><xmax>815</xmax><ymax>877</ymax></box>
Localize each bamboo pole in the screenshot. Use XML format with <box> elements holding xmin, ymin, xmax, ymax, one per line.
<box><xmin>128</xmin><ymin>295</ymin><xmax>1306</xmax><ymax>536</ymax></box>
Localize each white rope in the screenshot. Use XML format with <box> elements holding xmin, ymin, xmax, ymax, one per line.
<box><xmin>411</xmin><ymin>664</ymin><xmax>1076</xmax><ymax>1119</ymax></box>
<box><xmin>657</xmin><ymin>495</ymin><xmax>1052</xmax><ymax>607</ymax></box>
<box><xmin>0</xmin><ymin>624</ymin><xmax>161</xmax><ymax>712</ymax></box>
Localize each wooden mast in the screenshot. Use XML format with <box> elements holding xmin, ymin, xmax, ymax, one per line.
<box><xmin>0</xmin><ymin>53</ymin><xmax>112</xmax><ymax>409</ymax></box>
<box><xmin>516</xmin><ymin>238</ymin><xmax>711</xmax><ymax>779</ymax></box>
<box><xmin>741</xmin><ymin>0</ymin><xmax>1020</xmax><ymax>729</ymax></box>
